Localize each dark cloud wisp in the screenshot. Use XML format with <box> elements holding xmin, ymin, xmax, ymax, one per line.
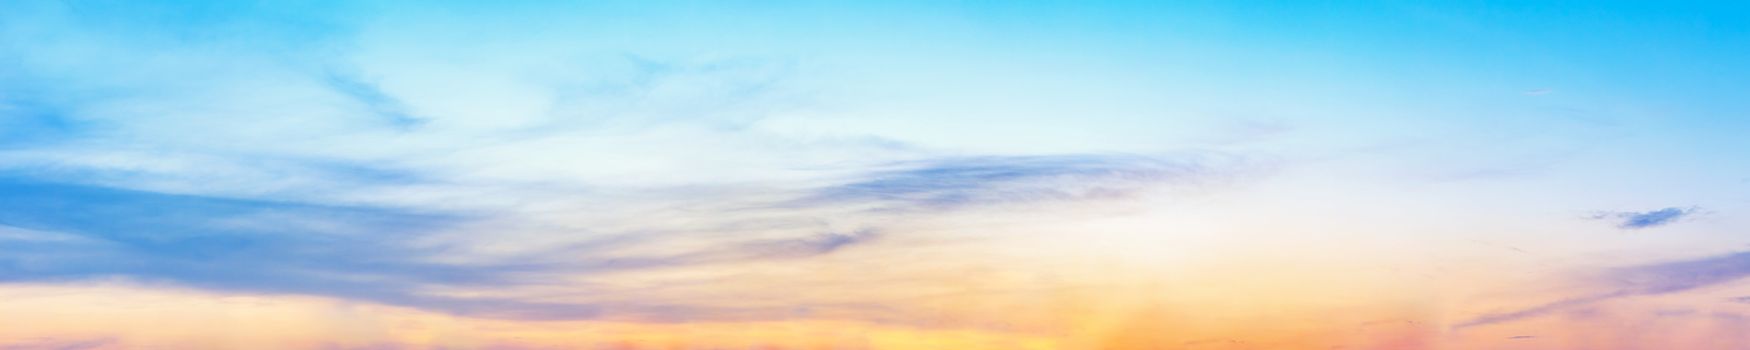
<box><xmin>1589</xmin><ymin>207</ymin><xmax>1698</xmax><ymax>229</ymax></box>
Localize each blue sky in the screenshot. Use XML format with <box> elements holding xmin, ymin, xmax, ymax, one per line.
<box><xmin>3</xmin><ymin>1</ymin><xmax>1750</xmax><ymax>349</ymax></box>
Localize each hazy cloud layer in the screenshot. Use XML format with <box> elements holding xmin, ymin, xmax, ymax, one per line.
<box><xmin>0</xmin><ymin>337</ymin><xmax>114</xmax><ymax>350</ymax></box>
<box><xmin>0</xmin><ymin>151</ymin><xmax>1246</xmax><ymax>321</ymax></box>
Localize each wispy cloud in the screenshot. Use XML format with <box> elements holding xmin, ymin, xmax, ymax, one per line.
<box><xmin>0</xmin><ymin>337</ymin><xmax>115</xmax><ymax>350</ymax></box>
<box><xmin>1453</xmin><ymin>291</ymin><xmax>1626</xmax><ymax>329</ymax></box>
<box><xmin>320</xmin><ymin>71</ymin><xmax>426</xmax><ymax>130</ymax></box>
<box><xmin>1588</xmin><ymin>207</ymin><xmax>1699</xmax><ymax>229</ymax></box>
<box><xmin>795</xmin><ymin>153</ymin><xmax>1250</xmax><ymax>211</ymax></box>
<box><xmin>1457</xmin><ymin>251</ymin><xmax>1750</xmax><ymax>328</ymax></box>
<box><xmin>548</xmin><ymin>229</ymin><xmax>884</xmax><ymax>273</ymax></box>
<box><xmin>0</xmin><ymin>99</ymin><xmax>78</xmax><ymax>148</ymax></box>
<box><xmin>739</xmin><ymin>229</ymin><xmax>881</xmax><ymax>258</ymax></box>
<box><xmin>0</xmin><ymin>0</ymin><xmax>1293</xmax><ymax>330</ymax></box>
<box><xmin>0</xmin><ymin>179</ymin><xmax>579</xmax><ymax>318</ymax></box>
<box><xmin>0</xmin><ymin>172</ymin><xmax>916</xmax><ymax>321</ymax></box>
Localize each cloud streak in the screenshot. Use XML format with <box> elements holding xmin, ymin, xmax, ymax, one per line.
<box><xmin>0</xmin><ymin>172</ymin><xmax>913</xmax><ymax>321</ymax></box>
<box><xmin>0</xmin><ymin>337</ymin><xmax>115</xmax><ymax>350</ymax></box>
<box><xmin>796</xmin><ymin>153</ymin><xmax>1247</xmax><ymax>212</ymax></box>
<box><xmin>0</xmin><ymin>150</ymin><xmax>1251</xmax><ymax>323</ymax></box>
<box><xmin>0</xmin><ymin>178</ymin><xmax>589</xmax><ymax>318</ymax></box>
<box><xmin>1457</xmin><ymin>251</ymin><xmax>1750</xmax><ymax>328</ymax></box>
<box><xmin>1588</xmin><ymin>207</ymin><xmax>1698</xmax><ymax>229</ymax></box>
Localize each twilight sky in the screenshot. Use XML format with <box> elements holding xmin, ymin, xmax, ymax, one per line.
<box><xmin>2</xmin><ymin>1</ymin><xmax>1750</xmax><ymax>349</ymax></box>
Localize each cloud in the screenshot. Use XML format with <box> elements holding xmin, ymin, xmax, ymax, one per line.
<box><xmin>0</xmin><ymin>0</ymin><xmax>1292</xmax><ymax>330</ymax></box>
<box><xmin>1453</xmin><ymin>291</ymin><xmax>1627</xmax><ymax>329</ymax></box>
<box><xmin>795</xmin><ymin>153</ymin><xmax>1248</xmax><ymax>211</ymax></box>
<box><xmin>0</xmin><ymin>175</ymin><xmax>910</xmax><ymax>321</ymax></box>
<box><xmin>1457</xmin><ymin>251</ymin><xmax>1750</xmax><ymax>328</ymax></box>
<box><xmin>544</xmin><ymin>229</ymin><xmax>883</xmax><ymax>274</ymax></box>
<box><xmin>1588</xmin><ymin>207</ymin><xmax>1698</xmax><ymax>229</ymax></box>
<box><xmin>0</xmin><ymin>98</ymin><xmax>79</xmax><ymax>148</ymax></box>
<box><xmin>0</xmin><ymin>178</ymin><xmax>592</xmax><ymax>319</ymax></box>
<box><xmin>0</xmin><ymin>337</ymin><xmax>115</xmax><ymax>350</ymax></box>
<box><xmin>740</xmin><ymin>229</ymin><xmax>881</xmax><ymax>257</ymax></box>
<box><xmin>320</xmin><ymin>70</ymin><xmax>426</xmax><ymax>129</ymax></box>
<box><xmin>1522</xmin><ymin>88</ymin><xmax>1554</xmax><ymax>96</ymax></box>
<box><xmin>1612</xmin><ymin>251</ymin><xmax>1750</xmax><ymax>295</ymax></box>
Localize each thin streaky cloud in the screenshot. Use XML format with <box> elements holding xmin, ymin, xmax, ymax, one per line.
<box><xmin>795</xmin><ymin>153</ymin><xmax>1253</xmax><ymax>211</ymax></box>
<box><xmin>1587</xmin><ymin>207</ymin><xmax>1699</xmax><ymax>229</ymax></box>
<box><xmin>1458</xmin><ymin>251</ymin><xmax>1750</xmax><ymax>328</ymax></box>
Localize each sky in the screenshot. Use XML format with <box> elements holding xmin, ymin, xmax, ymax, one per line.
<box><xmin>2</xmin><ymin>1</ymin><xmax>1750</xmax><ymax>349</ymax></box>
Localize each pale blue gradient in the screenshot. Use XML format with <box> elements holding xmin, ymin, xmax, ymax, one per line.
<box><xmin>1</xmin><ymin>1</ymin><xmax>1749</xmax><ymax>346</ymax></box>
